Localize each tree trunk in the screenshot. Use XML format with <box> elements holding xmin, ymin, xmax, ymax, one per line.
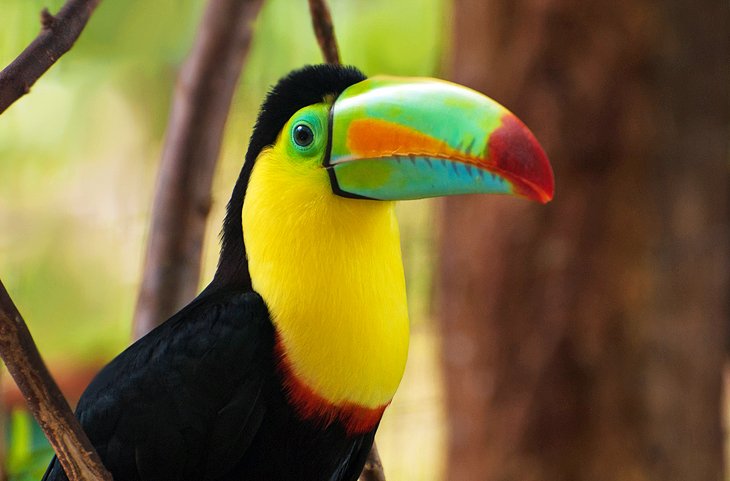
<box><xmin>437</xmin><ymin>1</ymin><xmax>729</xmax><ymax>480</ymax></box>
<box><xmin>132</xmin><ymin>0</ymin><xmax>263</xmax><ymax>338</ymax></box>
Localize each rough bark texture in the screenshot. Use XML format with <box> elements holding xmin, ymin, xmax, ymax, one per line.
<box><xmin>132</xmin><ymin>0</ymin><xmax>264</xmax><ymax>339</ymax></box>
<box><xmin>438</xmin><ymin>1</ymin><xmax>729</xmax><ymax>480</ymax></box>
<box><xmin>0</xmin><ymin>0</ymin><xmax>101</xmax><ymax>114</ymax></box>
<box><xmin>0</xmin><ymin>280</ymin><xmax>112</xmax><ymax>481</ymax></box>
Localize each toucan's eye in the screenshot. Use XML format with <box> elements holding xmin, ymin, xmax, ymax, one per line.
<box><xmin>293</xmin><ymin>124</ymin><xmax>314</xmax><ymax>147</ymax></box>
<box><xmin>287</xmin><ymin>107</ymin><xmax>326</xmax><ymax>156</ymax></box>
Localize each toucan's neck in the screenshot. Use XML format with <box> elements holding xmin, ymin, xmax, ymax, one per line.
<box><xmin>211</xmin><ymin>161</ymin><xmax>254</xmax><ymax>292</ymax></box>
<box><xmin>241</xmin><ymin>146</ymin><xmax>410</xmax><ymax>416</ymax></box>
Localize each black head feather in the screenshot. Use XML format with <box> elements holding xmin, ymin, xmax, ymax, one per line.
<box><xmin>244</xmin><ymin>64</ymin><xmax>367</xmax><ymax>172</ymax></box>
<box><xmin>210</xmin><ymin>64</ymin><xmax>367</xmax><ymax>291</ymax></box>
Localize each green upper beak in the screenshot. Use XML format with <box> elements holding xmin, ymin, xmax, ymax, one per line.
<box><xmin>324</xmin><ymin>76</ymin><xmax>554</xmax><ymax>203</ymax></box>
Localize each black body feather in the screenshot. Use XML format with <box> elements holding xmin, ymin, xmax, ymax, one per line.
<box><xmin>43</xmin><ymin>65</ymin><xmax>375</xmax><ymax>481</ymax></box>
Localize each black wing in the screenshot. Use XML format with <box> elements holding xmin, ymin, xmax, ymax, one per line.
<box><xmin>42</xmin><ymin>290</ymin><xmax>275</xmax><ymax>481</ymax></box>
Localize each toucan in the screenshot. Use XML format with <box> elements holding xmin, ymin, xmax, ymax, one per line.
<box><xmin>43</xmin><ymin>65</ymin><xmax>553</xmax><ymax>481</ymax></box>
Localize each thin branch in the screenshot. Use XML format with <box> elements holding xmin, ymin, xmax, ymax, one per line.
<box><xmin>0</xmin><ymin>0</ymin><xmax>262</xmax><ymax>478</ymax></box>
<box><xmin>308</xmin><ymin>0</ymin><xmax>341</xmax><ymax>64</ymax></box>
<box><xmin>0</xmin><ymin>279</ymin><xmax>112</xmax><ymax>481</ymax></box>
<box><xmin>0</xmin><ymin>0</ymin><xmax>101</xmax><ymax>114</ymax></box>
<box><xmin>0</xmin><ymin>2</ymin><xmax>107</xmax><ymax>478</ymax></box>
<box><xmin>359</xmin><ymin>442</ymin><xmax>386</xmax><ymax>481</ymax></box>
<box><xmin>132</xmin><ymin>0</ymin><xmax>265</xmax><ymax>338</ymax></box>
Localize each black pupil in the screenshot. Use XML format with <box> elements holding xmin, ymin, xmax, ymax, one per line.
<box><xmin>294</xmin><ymin>124</ymin><xmax>314</xmax><ymax>147</ymax></box>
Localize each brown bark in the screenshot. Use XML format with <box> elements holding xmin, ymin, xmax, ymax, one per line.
<box><xmin>132</xmin><ymin>0</ymin><xmax>264</xmax><ymax>338</ymax></box>
<box><xmin>308</xmin><ymin>0</ymin><xmax>341</xmax><ymax>65</ymax></box>
<box><xmin>0</xmin><ymin>0</ymin><xmax>262</xmax><ymax>478</ymax></box>
<box><xmin>438</xmin><ymin>1</ymin><xmax>729</xmax><ymax>480</ymax></box>
<box><xmin>0</xmin><ymin>279</ymin><xmax>112</xmax><ymax>481</ymax></box>
<box><xmin>358</xmin><ymin>441</ymin><xmax>385</xmax><ymax>481</ymax></box>
<box><xmin>3</xmin><ymin>364</ymin><xmax>102</xmax><ymax>410</ymax></box>
<box><xmin>0</xmin><ymin>2</ymin><xmax>110</xmax><ymax>479</ymax></box>
<box><xmin>0</xmin><ymin>0</ymin><xmax>101</xmax><ymax>114</ymax></box>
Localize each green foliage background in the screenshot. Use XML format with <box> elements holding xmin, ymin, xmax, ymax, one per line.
<box><xmin>0</xmin><ymin>0</ymin><xmax>448</xmax><ymax>479</ymax></box>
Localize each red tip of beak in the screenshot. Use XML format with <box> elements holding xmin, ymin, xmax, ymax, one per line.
<box><xmin>488</xmin><ymin>115</ymin><xmax>554</xmax><ymax>203</ymax></box>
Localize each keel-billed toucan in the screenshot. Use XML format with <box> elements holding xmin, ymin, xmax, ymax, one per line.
<box><xmin>43</xmin><ymin>65</ymin><xmax>553</xmax><ymax>481</ymax></box>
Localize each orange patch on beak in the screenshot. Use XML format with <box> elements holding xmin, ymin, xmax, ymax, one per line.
<box><xmin>346</xmin><ymin>118</ymin><xmax>459</xmax><ymax>160</ymax></box>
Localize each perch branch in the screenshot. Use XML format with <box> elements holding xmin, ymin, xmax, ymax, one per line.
<box><xmin>359</xmin><ymin>442</ymin><xmax>386</xmax><ymax>481</ymax></box>
<box><xmin>0</xmin><ymin>279</ymin><xmax>112</xmax><ymax>481</ymax></box>
<box><xmin>0</xmin><ymin>0</ymin><xmax>101</xmax><ymax>114</ymax></box>
<box><xmin>0</xmin><ymin>2</ymin><xmax>108</xmax><ymax>478</ymax></box>
<box><xmin>132</xmin><ymin>0</ymin><xmax>265</xmax><ymax>338</ymax></box>
<box><xmin>307</xmin><ymin>0</ymin><xmax>341</xmax><ymax>64</ymax></box>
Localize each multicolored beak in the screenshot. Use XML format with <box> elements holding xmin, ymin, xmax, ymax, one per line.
<box><xmin>325</xmin><ymin>76</ymin><xmax>554</xmax><ymax>203</ymax></box>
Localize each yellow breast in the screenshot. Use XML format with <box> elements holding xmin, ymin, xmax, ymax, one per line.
<box><xmin>241</xmin><ymin>145</ymin><xmax>410</xmax><ymax>409</ymax></box>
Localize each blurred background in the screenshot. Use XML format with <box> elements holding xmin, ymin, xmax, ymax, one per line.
<box><xmin>0</xmin><ymin>0</ymin><xmax>727</xmax><ymax>480</ymax></box>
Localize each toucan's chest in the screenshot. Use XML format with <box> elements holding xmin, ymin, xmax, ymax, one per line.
<box><xmin>241</xmin><ymin>148</ymin><xmax>410</xmax><ymax>431</ymax></box>
<box><xmin>237</xmin><ymin>368</ymin><xmax>377</xmax><ymax>480</ymax></box>
<box><xmin>273</xmin><ymin>329</ymin><xmax>391</xmax><ymax>435</ymax></box>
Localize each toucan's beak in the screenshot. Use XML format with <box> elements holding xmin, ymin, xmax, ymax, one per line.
<box><xmin>325</xmin><ymin>76</ymin><xmax>554</xmax><ymax>203</ymax></box>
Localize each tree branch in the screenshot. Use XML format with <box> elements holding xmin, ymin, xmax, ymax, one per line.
<box><xmin>0</xmin><ymin>279</ymin><xmax>112</xmax><ymax>481</ymax></box>
<box><xmin>132</xmin><ymin>0</ymin><xmax>265</xmax><ymax>338</ymax></box>
<box><xmin>307</xmin><ymin>0</ymin><xmax>341</xmax><ymax>64</ymax></box>
<box><xmin>359</xmin><ymin>442</ymin><xmax>386</xmax><ymax>481</ymax></box>
<box><xmin>0</xmin><ymin>0</ymin><xmax>101</xmax><ymax>114</ymax></box>
<box><xmin>0</xmin><ymin>0</ymin><xmax>263</xmax><ymax>479</ymax></box>
<box><xmin>0</xmin><ymin>1</ymin><xmax>108</xmax><ymax>478</ymax></box>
